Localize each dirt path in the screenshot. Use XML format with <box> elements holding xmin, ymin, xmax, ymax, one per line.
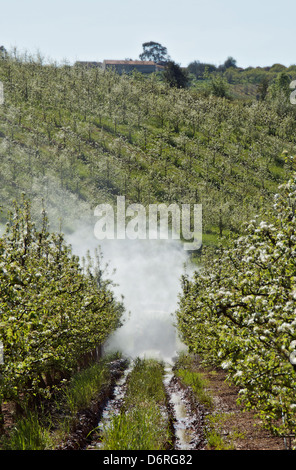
<box><xmin>84</xmin><ymin>359</ymin><xmax>208</xmax><ymax>451</ymax></box>
<box><xmin>58</xmin><ymin>356</ymin><xmax>288</xmax><ymax>451</ymax></box>
<box><xmin>194</xmin><ymin>360</ymin><xmax>287</xmax><ymax>450</ymax></box>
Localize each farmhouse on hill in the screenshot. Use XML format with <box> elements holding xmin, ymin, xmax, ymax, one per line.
<box><xmin>102</xmin><ymin>60</ymin><xmax>164</xmax><ymax>75</ymax></box>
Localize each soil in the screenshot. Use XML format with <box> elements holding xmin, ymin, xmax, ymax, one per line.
<box><xmin>60</xmin><ymin>357</ymin><xmax>288</xmax><ymax>451</ymax></box>
<box><xmin>56</xmin><ymin>358</ymin><xmax>128</xmax><ymax>450</ymax></box>
<box><xmin>0</xmin><ymin>356</ymin><xmax>289</xmax><ymax>451</ymax></box>
<box><xmin>192</xmin><ymin>358</ymin><xmax>287</xmax><ymax>450</ymax></box>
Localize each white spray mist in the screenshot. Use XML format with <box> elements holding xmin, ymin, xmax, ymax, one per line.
<box><xmin>66</xmin><ymin>226</ymin><xmax>191</xmax><ymax>363</ymax></box>
<box><xmin>32</xmin><ymin>179</ymin><xmax>193</xmax><ymax>363</ymax></box>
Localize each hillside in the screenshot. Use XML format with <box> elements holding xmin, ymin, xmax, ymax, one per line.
<box><xmin>0</xmin><ymin>53</ymin><xmax>295</xmax><ymax>246</ymax></box>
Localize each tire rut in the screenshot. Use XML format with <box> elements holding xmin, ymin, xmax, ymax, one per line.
<box><xmin>87</xmin><ymin>359</ymin><xmax>207</xmax><ymax>450</ymax></box>
<box><xmin>163</xmin><ymin>365</ymin><xmax>206</xmax><ymax>450</ymax></box>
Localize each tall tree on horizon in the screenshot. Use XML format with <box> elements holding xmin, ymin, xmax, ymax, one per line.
<box><xmin>139</xmin><ymin>41</ymin><xmax>170</xmax><ymax>64</ymax></box>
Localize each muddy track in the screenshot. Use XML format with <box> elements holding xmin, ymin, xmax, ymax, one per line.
<box><xmin>163</xmin><ymin>366</ymin><xmax>207</xmax><ymax>450</ymax></box>
<box><xmin>58</xmin><ymin>358</ymin><xmax>207</xmax><ymax>451</ymax></box>
<box><xmin>86</xmin><ymin>361</ymin><xmax>134</xmax><ymax>450</ymax></box>
<box><xmin>57</xmin><ymin>358</ymin><xmax>129</xmax><ymax>450</ymax></box>
<box><xmin>56</xmin><ymin>356</ymin><xmax>289</xmax><ymax>451</ymax></box>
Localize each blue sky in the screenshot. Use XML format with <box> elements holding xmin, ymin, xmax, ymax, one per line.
<box><xmin>1</xmin><ymin>0</ymin><xmax>295</xmax><ymax>68</ymax></box>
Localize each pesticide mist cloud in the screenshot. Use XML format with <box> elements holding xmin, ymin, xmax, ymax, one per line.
<box><xmin>66</xmin><ymin>223</ymin><xmax>191</xmax><ymax>363</ymax></box>
<box><xmin>35</xmin><ymin>181</ymin><xmax>193</xmax><ymax>363</ymax></box>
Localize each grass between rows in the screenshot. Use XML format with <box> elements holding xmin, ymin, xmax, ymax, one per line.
<box><xmin>1</xmin><ymin>352</ymin><xmax>246</xmax><ymax>451</ymax></box>
<box><xmin>99</xmin><ymin>357</ymin><xmax>172</xmax><ymax>451</ymax></box>
<box><xmin>0</xmin><ymin>352</ymin><xmax>122</xmax><ymax>450</ymax></box>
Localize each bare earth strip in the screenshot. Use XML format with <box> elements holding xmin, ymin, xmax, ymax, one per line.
<box><xmin>193</xmin><ymin>358</ymin><xmax>286</xmax><ymax>450</ymax></box>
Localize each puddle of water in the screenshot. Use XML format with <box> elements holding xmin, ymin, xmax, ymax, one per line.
<box><xmin>164</xmin><ymin>365</ymin><xmax>197</xmax><ymax>450</ymax></box>
<box><xmin>86</xmin><ymin>363</ymin><xmax>132</xmax><ymax>450</ymax></box>
<box><xmin>171</xmin><ymin>392</ymin><xmax>194</xmax><ymax>448</ymax></box>
<box><xmin>100</xmin><ymin>365</ymin><xmax>132</xmax><ymax>422</ymax></box>
<box><xmin>164</xmin><ymin>366</ymin><xmax>174</xmax><ymax>385</ymax></box>
<box><xmin>170</xmin><ymin>392</ymin><xmax>188</xmax><ymax>419</ymax></box>
<box><xmin>88</xmin><ymin>361</ymin><xmax>199</xmax><ymax>450</ymax></box>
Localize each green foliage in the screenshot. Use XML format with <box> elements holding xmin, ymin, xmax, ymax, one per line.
<box><xmin>223</xmin><ymin>57</ymin><xmax>237</xmax><ymax>70</ymax></box>
<box><xmin>187</xmin><ymin>59</ymin><xmax>296</xmax><ymax>101</ymax></box>
<box><xmin>0</xmin><ymin>51</ymin><xmax>294</xmax><ymax>241</ymax></box>
<box><xmin>174</xmin><ymin>353</ymin><xmax>213</xmax><ymax>408</ymax></box>
<box><xmin>1</xmin><ymin>355</ymin><xmax>118</xmax><ymax>449</ymax></box>
<box><xmin>176</xmin><ymin>172</ymin><xmax>296</xmax><ymax>442</ymax></box>
<box><xmin>205</xmin><ymin>413</ymin><xmax>237</xmax><ymax>450</ymax></box>
<box><xmin>0</xmin><ymin>198</ymin><xmax>124</xmax><ymax>403</ymax></box>
<box><xmin>100</xmin><ymin>405</ymin><xmax>168</xmax><ymax>450</ymax></box>
<box><xmin>100</xmin><ymin>358</ymin><xmax>171</xmax><ymax>450</ymax></box>
<box><xmin>62</xmin><ymin>361</ymin><xmax>110</xmax><ymax>414</ymax></box>
<box><xmin>3</xmin><ymin>409</ymin><xmax>51</xmax><ymax>450</ymax></box>
<box><xmin>124</xmin><ymin>357</ymin><xmax>167</xmax><ymax>407</ymax></box>
<box><xmin>139</xmin><ymin>41</ymin><xmax>169</xmax><ymax>63</ymax></box>
<box><xmin>176</xmin><ymin>368</ymin><xmax>212</xmax><ymax>408</ymax></box>
<box><xmin>1</xmin><ymin>47</ymin><xmax>296</xmax><ymax>448</ymax></box>
<box><xmin>163</xmin><ymin>61</ymin><xmax>189</xmax><ymax>89</ymax></box>
<box><xmin>257</xmin><ymin>77</ymin><xmax>269</xmax><ymax>101</ymax></box>
<box><xmin>187</xmin><ymin>61</ymin><xmax>217</xmax><ymax>80</ymax></box>
<box><xmin>206</xmin><ymin>72</ymin><xmax>229</xmax><ymax>98</ymax></box>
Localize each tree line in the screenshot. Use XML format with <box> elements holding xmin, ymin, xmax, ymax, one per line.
<box><xmin>0</xmin><ymin>197</ymin><xmax>123</xmax><ymax>409</ymax></box>
<box><xmin>177</xmin><ymin>169</ymin><xmax>296</xmax><ymax>445</ymax></box>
